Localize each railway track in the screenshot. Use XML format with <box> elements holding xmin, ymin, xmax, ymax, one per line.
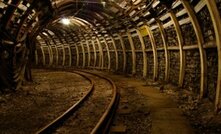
<box><xmin>36</xmin><ymin>70</ymin><xmax>120</xmax><ymax>134</ymax></box>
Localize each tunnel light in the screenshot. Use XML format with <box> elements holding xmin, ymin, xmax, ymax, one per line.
<box><xmin>61</xmin><ymin>18</ymin><xmax>70</xmax><ymax>25</ymax></box>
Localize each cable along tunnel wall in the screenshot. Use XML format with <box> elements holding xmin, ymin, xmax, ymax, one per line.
<box><xmin>35</xmin><ymin>0</ymin><xmax>221</xmax><ymax>112</ymax></box>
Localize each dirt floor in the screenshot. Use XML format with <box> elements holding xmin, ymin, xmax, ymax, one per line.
<box><xmin>0</xmin><ymin>70</ymin><xmax>91</xmax><ymax>134</ymax></box>
<box><xmin>0</xmin><ymin>69</ymin><xmax>221</xmax><ymax>134</ymax></box>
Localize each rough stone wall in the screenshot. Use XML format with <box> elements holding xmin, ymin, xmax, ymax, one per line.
<box><xmin>52</xmin><ymin>47</ymin><xmax>57</xmax><ymax>65</ymax></box>
<box><xmin>183</xmin><ymin>50</ymin><xmax>201</xmax><ymax>93</ymax></box>
<box><xmin>118</xmin><ymin>52</ymin><xmax>124</xmax><ymax>72</ymax></box>
<box><xmin>89</xmin><ymin>42</ymin><xmax>94</xmax><ymax>67</ymax></box>
<box><xmin>181</xmin><ymin>23</ymin><xmax>197</xmax><ymax>46</ymax></box>
<box><xmin>43</xmin><ymin>47</ymin><xmax>49</xmax><ymax>65</ymax></box>
<box><xmin>132</xmin><ymin>36</ymin><xmax>141</xmax><ymax>50</ymax></box>
<box><xmin>196</xmin><ymin>6</ymin><xmax>215</xmax><ymax>43</ymax></box>
<box><xmin>108</xmin><ymin>42</ymin><xmax>116</xmax><ymax>71</ymax></box>
<box><xmin>71</xmin><ymin>46</ymin><xmax>77</xmax><ymax>66</ymax></box>
<box><xmin>126</xmin><ymin>52</ymin><xmax>132</xmax><ymax>74</ymax></box>
<box><xmin>36</xmin><ymin>48</ymin><xmax>43</xmax><ymax>66</ymax></box>
<box><xmin>78</xmin><ymin>46</ymin><xmax>83</xmax><ymax>67</ymax></box>
<box><xmin>143</xmin><ymin>35</ymin><xmax>152</xmax><ymax>49</ymax></box>
<box><xmin>206</xmin><ymin>48</ymin><xmax>218</xmax><ymax>101</ymax></box>
<box><xmin>157</xmin><ymin>51</ymin><xmax>165</xmax><ymax>81</ymax></box>
<box><xmin>152</xmin><ymin>28</ymin><xmax>163</xmax><ymax>48</ymax></box>
<box><xmin>217</xmin><ymin>0</ymin><xmax>221</xmax><ymax>15</ymax></box>
<box><xmin>132</xmin><ymin>36</ymin><xmax>143</xmax><ymax>76</ymax></box>
<box><xmin>65</xmin><ymin>47</ymin><xmax>70</xmax><ymax>66</ymax></box>
<box><xmin>169</xmin><ymin>51</ymin><xmax>180</xmax><ymax>85</ymax></box>
<box><xmin>85</xmin><ymin>53</ymin><xmax>88</xmax><ymax>66</ymax></box>
<box><xmin>165</xmin><ymin>26</ymin><xmax>178</xmax><ymax>47</ymax></box>
<box><xmin>136</xmin><ymin>52</ymin><xmax>143</xmax><ymax>77</ymax></box>
<box><xmin>146</xmin><ymin>52</ymin><xmax>154</xmax><ymax>79</ymax></box>
<box><xmin>123</xmin><ymin>37</ymin><xmax>131</xmax><ymax>50</ymax></box>
<box><xmin>58</xmin><ymin>47</ymin><xmax>63</xmax><ymax>66</ymax></box>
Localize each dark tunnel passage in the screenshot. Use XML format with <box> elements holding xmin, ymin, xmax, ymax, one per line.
<box><xmin>0</xmin><ymin>0</ymin><xmax>221</xmax><ymax>126</ymax></box>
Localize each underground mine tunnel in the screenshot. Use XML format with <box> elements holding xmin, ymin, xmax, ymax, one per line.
<box><xmin>0</xmin><ymin>0</ymin><xmax>221</xmax><ymax>133</ymax></box>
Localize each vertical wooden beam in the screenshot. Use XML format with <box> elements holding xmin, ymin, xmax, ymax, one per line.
<box><xmin>35</xmin><ymin>50</ymin><xmax>38</xmax><ymax>65</ymax></box>
<box><xmin>117</xmin><ymin>34</ymin><xmax>127</xmax><ymax>73</ymax></box>
<box><xmin>86</xmin><ymin>40</ymin><xmax>91</xmax><ymax>67</ymax></box>
<box><xmin>47</xmin><ymin>46</ymin><xmax>52</xmax><ymax>66</ymax></box>
<box><xmin>91</xmin><ymin>39</ymin><xmax>97</xmax><ymax>67</ymax></box>
<box><xmin>156</xmin><ymin>20</ymin><xmax>169</xmax><ymax>81</ymax></box>
<box><xmin>40</xmin><ymin>46</ymin><xmax>45</xmax><ymax>66</ymax></box>
<box><xmin>67</xmin><ymin>45</ymin><xmax>72</xmax><ymax>67</ymax></box>
<box><xmin>96</xmin><ymin>37</ymin><xmax>104</xmax><ymax>69</ymax></box>
<box><xmin>169</xmin><ymin>11</ymin><xmax>185</xmax><ymax>87</ymax></box>
<box><xmin>103</xmin><ymin>37</ymin><xmax>111</xmax><ymax>70</ymax></box>
<box><xmin>127</xmin><ymin>31</ymin><xmax>136</xmax><ymax>75</ymax></box>
<box><xmin>136</xmin><ymin>29</ymin><xmax>147</xmax><ymax>78</ymax></box>
<box><xmin>205</xmin><ymin>0</ymin><xmax>221</xmax><ymax>112</ymax></box>
<box><xmin>182</xmin><ymin>0</ymin><xmax>207</xmax><ymax>98</ymax></box>
<box><xmin>54</xmin><ymin>45</ymin><xmax>59</xmax><ymax>66</ymax></box>
<box><xmin>110</xmin><ymin>36</ymin><xmax>119</xmax><ymax>71</ymax></box>
<box><xmin>61</xmin><ymin>45</ymin><xmax>65</xmax><ymax>66</ymax></box>
<box><xmin>80</xmin><ymin>41</ymin><xmax>86</xmax><ymax>68</ymax></box>
<box><xmin>144</xmin><ymin>25</ymin><xmax>158</xmax><ymax>80</ymax></box>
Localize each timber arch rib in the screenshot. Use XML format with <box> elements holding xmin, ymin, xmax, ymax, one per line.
<box><xmin>0</xmin><ymin>0</ymin><xmax>221</xmax><ymax>112</ymax></box>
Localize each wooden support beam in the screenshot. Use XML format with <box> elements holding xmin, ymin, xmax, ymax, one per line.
<box><xmin>62</xmin><ymin>45</ymin><xmax>66</xmax><ymax>66</ymax></box>
<box><xmin>169</xmin><ymin>11</ymin><xmax>185</xmax><ymax>87</ymax></box>
<box><xmin>127</xmin><ymin>31</ymin><xmax>136</xmax><ymax>75</ymax></box>
<box><xmin>117</xmin><ymin>34</ymin><xmax>127</xmax><ymax>73</ymax></box>
<box><xmin>96</xmin><ymin>38</ymin><xmax>104</xmax><ymax>69</ymax></box>
<box><xmin>156</xmin><ymin>20</ymin><xmax>170</xmax><ymax>82</ymax></box>
<box><xmin>110</xmin><ymin>36</ymin><xmax>119</xmax><ymax>71</ymax></box>
<box><xmin>103</xmin><ymin>37</ymin><xmax>111</xmax><ymax>70</ymax></box>
<box><xmin>92</xmin><ymin>39</ymin><xmax>97</xmax><ymax>67</ymax></box>
<box><xmin>35</xmin><ymin>50</ymin><xmax>38</xmax><ymax>65</ymax></box>
<box><xmin>67</xmin><ymin>45</ymin><xmax>72</xmax><ymax>67</ymax></box>
<box><xmin>182</xmin><ymin>0</ymin><xmax>207</xmax><ymax>98</ymax></box>
<box><xmin>80</xmin><ymin>41</ymin><xmax>86</xmax><ymax>68</ymax></box>
<box><xmin>144</xmin><ymin>25</ymin><xmax>158</xmax><ymax>81</ymax></box>
<box><xmin>135</xmin><ymin>29</ymin><xmax>147</xmax><ymax>78</ymax></box>
<box><xmin>205</xmin><ymin>0</ymin><xmax>221</xmax><ymax>112</ymax></box>
<box><xmin>86</xmin><ymin>40</ymin><xmax>91</xmax><ymax>67</ymax></box>
<box><xmin>40</xmin><ymin>46</ymin><xmax>46</xmax><ymax>66</ymax></box>
<box><xmin>54</xmin><ymin>45</ymin><xmax>59</xmax><ymax>66</ymax></box>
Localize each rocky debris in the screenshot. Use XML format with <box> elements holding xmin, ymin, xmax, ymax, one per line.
<box><xmin>160</xmin><ymin>82</ymin><xmax>221</xmax><ymax>134</ymax></box>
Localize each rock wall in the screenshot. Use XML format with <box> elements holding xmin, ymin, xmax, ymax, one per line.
<box><xmin>183</xmin><ymin>50</ymin><xmax>201</xmax><ymax>93</ymax></box>
<box><xmin>169</xmin><ymin>51</ymin><xmax>180</xmax><ymax>85</ymax></box>
<box><xmin>206</xmin><ymin>48</ymin><xmax>218</xmax><ymax>101</ymax></box>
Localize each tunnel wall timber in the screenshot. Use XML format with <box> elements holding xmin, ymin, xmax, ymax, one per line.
<box><xmin>33</xmin><ymin>0</ymin><xmax>221</xmax><ymax>111</ymax></box>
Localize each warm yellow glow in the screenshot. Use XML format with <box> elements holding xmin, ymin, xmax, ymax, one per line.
<box><xmin>61</xmin><ymin>18</ymin><xmax>70</xmax><ymax>25</ymax></box>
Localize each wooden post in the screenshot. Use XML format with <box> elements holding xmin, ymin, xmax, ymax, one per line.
<box><xmin>86</xmin><ymin>40</ymin><xmax>91</xmax><ymax>67</ymax></box>
<box><xmin>117</xmin><ymin>34</ymin><xmax>126</xmax><ymax>73</ymax></box>
<box><xmin>127</xmin><ymin>31</ymin><xmax>136</xmax><ymax>75</ymax></box>
<box><xmin>80</xmin><ymin>41</ymin><xmax>85</xmax><ymax>68</ymax></box>
<box><xmin>96</xmin><ymin>37</ymin><xmax>104</xmax><ymax>69</ymax></box>
<box><xmin>110</xmin><ymin>36</ymin><xmax>119</xmax><ymax>71</ymax></box>
<box><xmin>62</xmin><ymin>45</ymin><xmax>65</xmax><ymax>66</ymax></box>
<box><xmin>205</xmin><ymin>0</ymin><xmax>221</xmax><ymax>112</ymax></box>
<box><xmin>40</xmin><ymin>46</ymin><xmax>45</xmax><ymax>66</ymax></box>
<box><xmin>103</xmin><ymin>37</ymin><xmax>111</xmax><ymax>70</ymax></box>
<box><xmin>35</xmin><ymin>50</ymin><xmax>38</xmax><ymax>65</ymax></box>
<box><xmin>144</xmin><ymin>25</ymin><xmax>158</xmax><ymax>81</ymax></box>
<box><xmin>92</xmin><ymin>38</ymin><xmax>97</xmax><ymax>67</ymax></box>
<box><xmin>169</xmin><ymin>11</ymin><xmax>185</xmax><ymax>87</ymax></box>
<box><xmin>156</xmin><ymin>20</ymin><xmax>169</xmax><ymax>82</ymax></box>
<box><xmin>136</xmin><ymin>29</ymin><xmax>147</xmax><ymax>78</ymax></box>
<box><xmin>182</xmin><ymin>0</ymin><xmax>207</xmax><ymax>98</ymax></box>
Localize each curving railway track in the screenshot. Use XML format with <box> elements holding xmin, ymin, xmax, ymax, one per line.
<box><xmin>36</xmin><ymin>70</ymin><xmax>120</xmax><ymax>134</ymax></box>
